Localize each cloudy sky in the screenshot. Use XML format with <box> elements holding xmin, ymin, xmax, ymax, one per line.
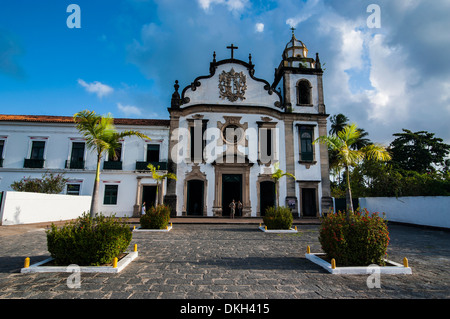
<box><xmin>1</xmin><ymin>0</ymin><xmax>449</xmax><ymax>146</ymax></box>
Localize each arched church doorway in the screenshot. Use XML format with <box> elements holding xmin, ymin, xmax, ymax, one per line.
<box><xmin>260</xmin><ymin>181</ymin><xmax>276</xmax><ymax>216</ymax></box>
<box><xmin>186</xmin><ymin>180</ymin><xmax>204</xmax><ymax>216</ymax></box>
<box><xmin>221</xmin><ymin>174</ymin><xmax>242</xmax><ymax>216</ymax></box>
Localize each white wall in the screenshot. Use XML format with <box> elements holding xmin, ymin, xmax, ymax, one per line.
<box><xmin>359</xmin><ymin>197</ymin><xmax>450</xmax><ymax>229</ymax></box>
<box><xmin>288</xmin><ymin>73</ymin><xmax>320</xmax><ymax>114</ymax></box>
<box><xmin>183</xmin><ymin>63</ymin><xmax>280</xmax><ymax>109</ymax></box>
<box><xmin>0</xmin><ymin>121</ymin><xmax>170</xmax><ymax>218</ymax></box>
<box><xmin>0</xmin><ymin>191</ymin><xmax>91</xmax><ymax>225</ymax></box>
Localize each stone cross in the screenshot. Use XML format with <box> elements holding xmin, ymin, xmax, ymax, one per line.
<box><xmin>227</xmin><ymin>44</ymin><xmax>238</xmax><ymax>59</ymax></box>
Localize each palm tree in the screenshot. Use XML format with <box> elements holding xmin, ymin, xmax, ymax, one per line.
<box><xmin>271</xmin><ymin>162</ymin><xmax>295</xmax><ymax>208</ymax></box>
<box><xmin>314</xmin><ymin>123</ymin><xmax>391</xmax><ymax>216</ymax></box>
<box><xmin>352</xmin><ymin>128</ymin><xmax>371</xmax><ymax>150</ymax></box>
<box><xmin>329</xmin><ymin>113</ymin><xmax>349</xmax><ymax>135</ymax></box>
<box><xmin>330</xmin><ymin>114</ymin><xmax>372</xmax><ymax>150</ymax></box>
<box><xmin>146</xmin><ymin>163</ymin><xmax>177</xmax><ymax>207</ymax></box>
<box><xmin>73</xmin><ymin>110</ymin><xmax>150</xmax><ymax>217</ymax></box>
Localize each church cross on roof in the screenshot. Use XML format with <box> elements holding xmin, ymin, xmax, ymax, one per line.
<box><xmin>227</xmin><ymin>43</ymin><xmax>238</xmax><ymax>59</ymax></box>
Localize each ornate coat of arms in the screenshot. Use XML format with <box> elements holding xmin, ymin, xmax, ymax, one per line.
<box><xmin>218</xmin><ymin>68</ymin><xmax>247</xmax><ymax>102</ymax></box>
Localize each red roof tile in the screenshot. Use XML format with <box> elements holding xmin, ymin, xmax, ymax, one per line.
<box><xmin>0</xmin><ymin>114</ymin><xmax>170</xmax><ymax>127</ymax></box>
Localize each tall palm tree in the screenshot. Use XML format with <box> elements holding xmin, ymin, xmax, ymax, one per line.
<box><xmin>271</xmin><ymin>162</ymin><xmax>295</xmax><ymax>208</ymax></box>
<box><xmin>352</xmin><ymin>128</ymin><xmax>371</xmax><ymax>150</ymax></box>
<box><xmin>74</xmin><ymin>110</ymin><xmax>150</xmax><ymax>217</ymax></box>
<box><xmin>146</xmin><ymin>163</ymin><xmax>177</xmax><ymax>207</ymax></box>
<box><xmin>314</xmin><ymin>123</ymin><xmax>391</xmax><ymax>216</ymax></box>
<box><xmin>329</xmin><ymin>113</ymin><xmax>349</xmax><ymax>136</ymax></box>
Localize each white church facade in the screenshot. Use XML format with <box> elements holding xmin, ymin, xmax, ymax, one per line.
<box><xmin>0</xmin><ymin>31</ymin><xmax>332</xmax><ymax>219</ymax></box>
<box><xmin>164</xmin><ymin>31</ymin><xmax>332</xmax><ymax>218</ymax></box>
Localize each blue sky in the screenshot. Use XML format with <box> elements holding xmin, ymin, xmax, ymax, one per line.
<box><xmin>1</xmin><ymin>0</ymin><xmax>450</xmax><ymax>145</ymax></box>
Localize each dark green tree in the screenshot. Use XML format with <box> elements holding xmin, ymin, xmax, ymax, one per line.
<box><xmin>444</xmin><ymin>159</ymin><xmax>450</xmax><ymax>173</ymax></box>
<box><xmin>351</xmin><ymin>128</ymin><xmax>371</xmax><ymax>150</ymax></box>
<box><xmin>328</xmin><ymin>114</ymin><xmax>372</xmax><ymax>186</ymax></box>
<box><xmin>11</xmin><ymin>172</ymin><xmax>68</xmax><ymax>194</ymax></box>
<box><xmin>390</xmin><ymin>129</ymin><xmax>450</xmax><ymax>173</ymax></box>
<box><xmin>329</xmin><ymin>113</ymin><xmax>349</xmax><ymax>136</ymax></box>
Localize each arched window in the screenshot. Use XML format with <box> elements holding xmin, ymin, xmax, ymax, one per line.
<box><xmin>297</xmin><ymin>80</ymin><xmax>312</xmax><ymax>105</ymax></box>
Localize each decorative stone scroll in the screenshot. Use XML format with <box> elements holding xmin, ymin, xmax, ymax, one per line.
<box><xmin>218</xmin><ymin>68</ymin><xmax>247</xmax><ymax>102</ymax></box>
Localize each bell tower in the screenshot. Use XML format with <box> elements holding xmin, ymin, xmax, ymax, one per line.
<box><xmin>272</xmin><ymin>28</ymin><xmax>332</xmax><ymax>218</ymax></box>
<box><xmin>272</xmin><ymin>28</ymin><xmax>325</xmax><ymax>114</ymax></box>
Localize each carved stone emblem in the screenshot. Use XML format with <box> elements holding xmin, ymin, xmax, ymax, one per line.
<box><xmin>218</xmin><ymin>68</ymin><xmax>247</xmax><ymax>102</ymax></box>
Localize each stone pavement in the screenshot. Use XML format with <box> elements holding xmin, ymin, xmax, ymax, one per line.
<box><xmin>0</xmin><ymin>220</ymin><xmax>449</xmax><ymax>301</ymax></box>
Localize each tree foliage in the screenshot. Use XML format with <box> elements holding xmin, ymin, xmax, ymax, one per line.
<box><xmin>146</xmin><ymin>163</ymin><xmax>177</xmax><ymax>206</ymax></box>
<box><xmin>11</xmin><ymin>173</ymin><xmax>68</xmax><ymax>194</ymax></box>
<box><xmin>315</xmin><ymin>123</ymin><xmax>391</xmax><ymax>213</ymax></box>
<box><xmin>389</xmin><ymin>129</ymin><xmax>450</xmax><ymax>173</ymax></box>
<box><xmin>329</xmin><ymin>113</ymin><xmax>349</xmax><ymax>136</ymax></box>
<box><xmin>46</xmin><ymin>213</ymin><xmax>132</xmax><ymax>266</ymax></box>
<box><xmin>328</xmin><ymin>124</ymin><xmax>450</xmax><ymax>198</ymax></box>
<box><xmin>73</xmin><ymin>110</ymin><xmax>150</xmax><ymax>216</ymax></box>
<box><xmin>347</xmin><ymin>161</ymin><xmax>450</xmax><ymax>198</ymax></box>
<box><xmin>327</xmin><ymin>114</ymin><xmax>450</xmax><ymax>199</ymax></box>
<box><xmin>319</xmin><ymin>209</ymin><xmax>389</xmax><ymax>266</ymax></box>
<box><xmin>271</xmin><ymin>162</ymin><xmax>295</xmax><ymax>207</ymax></box>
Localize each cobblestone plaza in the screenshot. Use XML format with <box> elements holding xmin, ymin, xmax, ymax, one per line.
<box><xmin>0</xmin><ymin>221</ymin><xmax>449</xmax><ymax>301</ymax></box>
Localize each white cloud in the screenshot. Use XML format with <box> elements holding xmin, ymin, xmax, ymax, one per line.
<box><xmin>125</xmin><ymin>0</ymin><xmax>450</xmax><ymax>145</ymax></box>
<box><xmin>197</xmin><ymin>0</ymin><xmax>216</xmax><ymax>10</ymax></box>
<box><xmin>255</xmin><ymin>23</ymin><xmax>264</xmax><ymax>33</ymax></box>
<box><xmin>226</xmin><ymin>0</ymin><xmax>247</xmax><ymax>11</ymax></box>
<box><xmin>286</xmin><ymin>0</ymin><xmax>322</xmax><ymax>28</ymax></box>
<box><xmin>77</xmin><ymin>79</ymin><xmax>114</xmax><ymax>98</ymax></box>
<box><xmin>117</xmin><ymin>103</ymin><xmax>143</xmax><ymax>116</ymax></box>
<box><xmin>365</xmin><ymin>35</ymin><xmax>411</xmax><ymax>122</ymax></box>
<box><xmin>197</xmin><ymin>0</ymin><xmax>248</xmax><ymax>12</ymax></box>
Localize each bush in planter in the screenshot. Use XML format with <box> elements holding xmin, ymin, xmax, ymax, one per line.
<box><xmin>46</xmin><ymin>213</ymin><xmax>132</xmax><ymax>266</ymax></box>
<box><xmin>319</xmin><ymin>209</ymin><xmax>390</xmax><ymax>267</ymax></box>
<box><xmin>263</xmin><ymin>206</ymin><xmax>293</xmax><ymax>230</ymax></box>
<box><xmin>140</xmin><ymin>205</ymin><xmax>171</xmax><ymax>229</ymax></box>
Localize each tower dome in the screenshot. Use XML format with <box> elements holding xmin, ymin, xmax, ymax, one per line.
<box><xmin>283</xmin><ymin>28</ymin><xmax>308</xmax><ymax>59</ymax></box>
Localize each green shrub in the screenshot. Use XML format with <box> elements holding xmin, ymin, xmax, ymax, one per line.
<box><xmin>11</xmin><ymin>172</ymin><xmax>68</xmax><ymax>194</ymax></box>
<box><xmin>46</xmin><ymin>213</ymin><xmax>132</xmax><ymax>266</ymax></box>
<box><xmin>140</xmin><ymin>205</ymin><xmax>171</xmax><ymax>229</ymax></box>
<box><xmin>319</xmin><ymin>209</ymin><xmax>390</xmax><ymax>266</ymax></box>
<box><xmin>263</xmin><ymin>206</ymin><xmax>293</xmax><ymax>230</ymax></box>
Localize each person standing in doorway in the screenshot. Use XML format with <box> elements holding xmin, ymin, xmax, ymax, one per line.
<box><xmin>237</xmin><ymin>200</ymin><xmax>243</xmax><ymax>217</ymax></box>
<box><xmin>141</xmin><ymin>202</ymin><xmax>146</xmax><ymax>215</ymax></box>
<box><xmin>229</xmin><ymin>199</ymin><xmax>236</xmax><ymax>219</ymax></box>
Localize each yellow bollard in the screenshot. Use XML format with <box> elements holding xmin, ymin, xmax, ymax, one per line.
<box><xmin>133</xmin><ymin>226</ymin><xmax>136</xmax><ymax>230</ymax></box>
<box><xmin>113</xmin><ymin>257</ymin><xmax>118</xmax><ymax>268</ymax></box>
<box><xmin>170</xmin><ymin>222</ymin><xmax>173</xmax><ymax>227</ymax></box>
<box><xmin>24</xmin><ymin>257</ymin><xmax>30</xmax><ymax>268</ymax></box>
<box><xmin>134</xmin><ymin>244</ymin><xmax>138</xmax><ymax>252</ymax></box>
<box><xmin>307</xmin><ymin>246</ymin><xmax>311</xmax><ymax>254</ymax></box>
<box><xmin>265</xmin><ymin>226</ymin><xmax>267</xmax><ymax>231</ymax></box>
<box><xmin>403</xmin><ymin>257</ymin><xmax>409</xmax><ymax>268</ymax></box>
<box><xmin>259</xmin><ymin>223</ymin><xmax>262</xmax><ymax>227</ymax></box>
<box><xmin>331</xmin><ymin>258</ymin><xmax>336</xmax><ymax>269</ymax></box>
<box><xmin>166</xmin><ymin>225</ymin><xmax>169</xmax><ymax>230</ymax></box>
<box><xmin>295</xmin><ymin>226</ymin><xmax>297</xmax><ymax>231</ymax></box>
